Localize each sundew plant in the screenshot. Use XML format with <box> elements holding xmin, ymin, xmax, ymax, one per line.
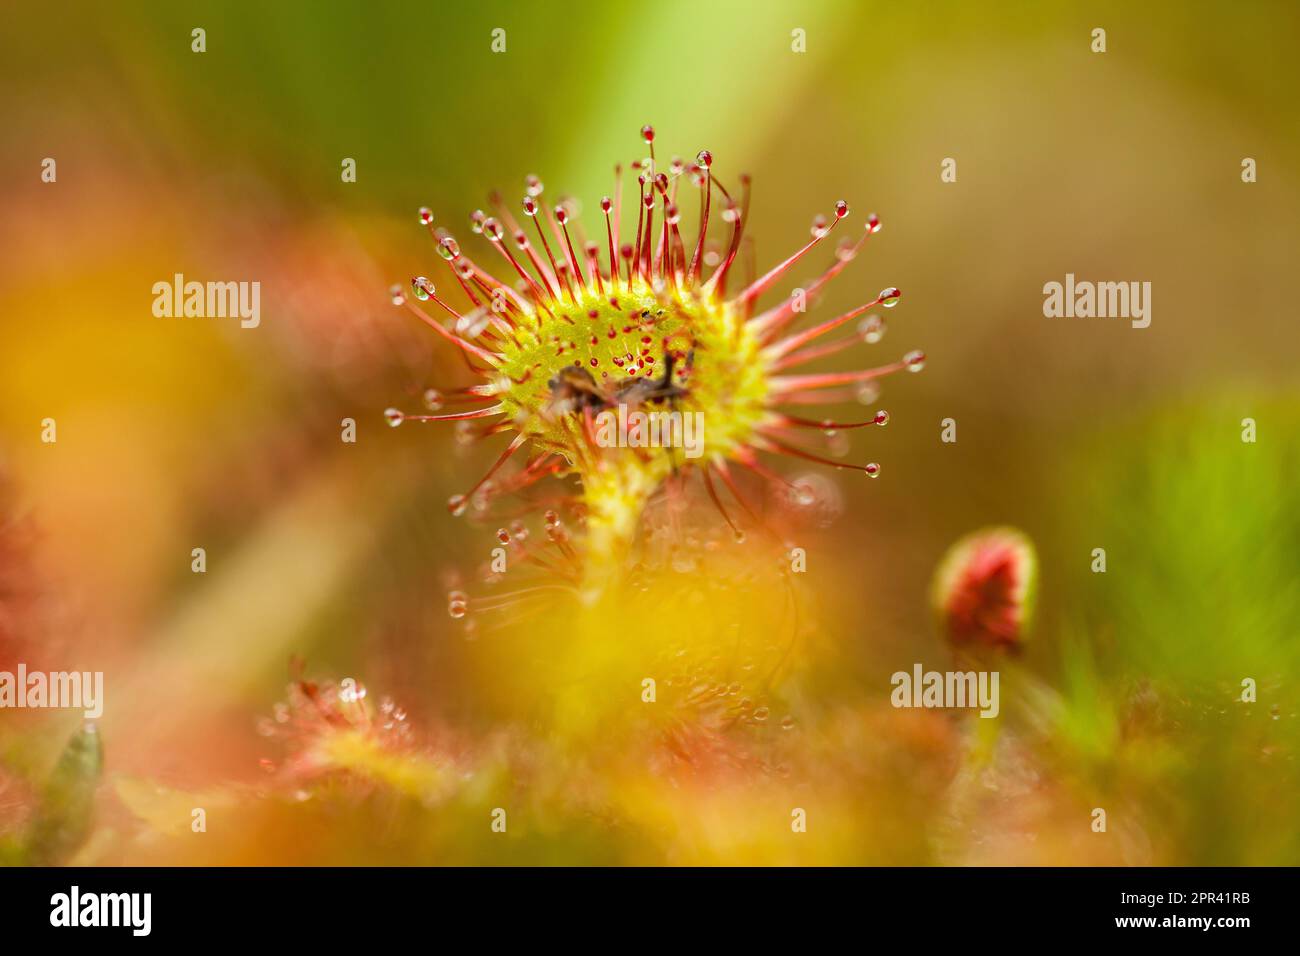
<box><xmin>385</xmin><ymin>125</ymin><xmax>921</xmax><ymax>600</ymax></box>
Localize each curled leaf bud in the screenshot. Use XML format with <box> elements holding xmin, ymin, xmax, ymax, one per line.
<box><xmin>931</xmin><ymin>527</ymin><xmax>1037</xmax><ymax>652</ymax></box>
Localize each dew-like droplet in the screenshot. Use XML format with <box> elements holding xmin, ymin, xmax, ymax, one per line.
<box><xmin>384</xmin><ymin>408</ymin><xmax>404</xmax><ymax>427</ymax></box>
<box><xmin>641</xmin><ymin>124</ymin><xmax>655</xmax><ymax>144</ymax></box>
<box><xmin>864</xmin><ymin>462</ymin><xmax>881</xmax><ymax>478</ymax></box>
<box><xmin>874</xmin><ymin>409</ymin><xmax>890</xmax><ymax>426</ymax></box>
<box><xmin>525</xmin><ymin>174</ymin><xmax>544</xmax><ymax>197</ymax></box>
<box><xmin>448</xmin><ymin>589</ymin><xmax>468</xmax><ymax>619</ymax></box>
<box><xmin>751</xmin><ymin>706</ymin><xmax>770</xmax><ymax>722</ymax></box>
<box><xmin>437</xmin><ymin>236</ymin><xmax>460</xmax><ymax>260</ymax></box>
<box><xmin>522</xmin><ymin>196</ymin><xmax>538</xmax><ymax>217</ymax></box>
<box><xmin>858</xmin><ymin>314</ymin><xmax>886</xmax><ymax>343</ymax></box>
<box><xmin>482</xmin><ymin>217</ymin><xmax>503</xmax><ymax>242</ymax></box>
<box><xmin>411</xmin><ymin>276</ymin><xmax>432</xmax><ymax>300</ymax></box>
<box><xmin>903</xmin><ymin>349</ymin><xmax>926</xmax><ymax>372</ymax></box>
<box><xmin>696</xmin><ymin>148</ymin><xmax>712</xmax><ymax>168</ymax></box>
<box><xmin>447</xmin><ymin>494</ymin><xmax>468</xmax><ymax>516</ymax></box>
<box><xmin>471</xmin><ymin>481</ymin><xmax>495</xmax><ymax>513</ymax></box>
<box><xmin>781</xmin><ymin>715</ymin><xmax>796</xmax><ymax>730</ymax></box>
<box><xmin>554</xmin><ymin>205</ymin><xmax>569</xmax><ymax>225</ymax></box>
<box><xmin>418</xmin><ymin>206</ymin><xmax>434</xmax><ymax>225</ymax></box>
<box><xmin>600</xmin><ymin>196</ymin><xmax>612</xmax><ymax>214</ymax></box>
<box><xmin>457</xmin><ymin>310</ymin><xmax>491</xmax><ymax>339</ymax></box>
<box><xmin>866</xmin><ymin>213</ymin><xmax>881</xmax><ymax>234</ymax></box>
<box><xmin>879</xmin><ymin>287</ymin><xmax>901</xmax><ymax>308</ymax></box>
<box><xmin>469</xmin><ymin>210</ymin><xmax>486</xmax><ymax>234</ymax></box>
<box><xmin>496</xmin><ymin>528</ymin><xmax>510</xmax><ymax>544</ymax></box>
<box><xmin>834</xmin><ymin>200</ymin><xmax>849</xmax><ymax>219</ymax></box>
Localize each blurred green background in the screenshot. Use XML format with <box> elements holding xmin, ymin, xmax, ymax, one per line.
<box><xmin>1</xmin><ymin>0</ymin><xmax>1297</xmax><ymax>864</ymax></box>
